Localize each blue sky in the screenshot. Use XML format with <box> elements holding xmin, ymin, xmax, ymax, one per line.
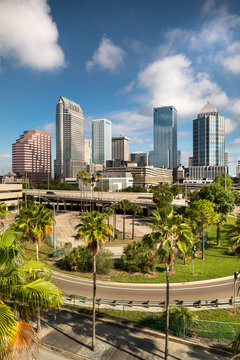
<box><xmin>0</xmin><ymin>0</ymin><xmax>240</xmax><ymax>175</ymax></box>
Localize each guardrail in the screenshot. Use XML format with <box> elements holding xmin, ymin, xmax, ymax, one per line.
<box><xmin>62</xmin><ymin>293</ymin><xmax>240</xmax><ymax>310</ymax></box>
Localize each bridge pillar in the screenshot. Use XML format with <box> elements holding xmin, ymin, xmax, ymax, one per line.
<box><xmin>64</xmin><ymin>200</ymin><xmax>66</xmax><ymax>211</ymax></box>
<box><xmin>57</xmin><ymin>197</ymin><xmax>59</xmax><ymax>211</ymax></box>
<box><xmin>71</xmin><ymin>201</ymin><xmax>73</xmax><ymax>210</ymax></box>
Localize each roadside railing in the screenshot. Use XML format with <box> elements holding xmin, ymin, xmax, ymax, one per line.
<box><xmin>62</xmin><ymin>293</ymin><xmax>240</xmax><ymax>310</ymax></box>
<box><xmin>62</xmin><ymin>293</ymin><xmax>240</xmax><ymax>344</ymax></box>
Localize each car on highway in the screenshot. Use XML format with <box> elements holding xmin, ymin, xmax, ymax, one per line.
<box><xmin>46</xmin><ymin>191</ymin><xmax>56</xmax><ymax>195</ymax></box>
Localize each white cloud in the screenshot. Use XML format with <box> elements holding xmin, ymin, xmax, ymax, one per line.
<box><xmin>179</xmin><ymin>131</ymin><xmax>191</xmax><ymax>139</ymax></box>
<box><xmin>137</xmin><ymin>54</ymin><xmax>229</xmax><ymax>118</ymax></box>
<box><xmin>0</xmin><ymin>0</ymin><xmax>65</xmax><ymax>71</ymax></box>
<box><xmin>86</xmin><ymin>36</ymin><xmax>126</xmax><ymax>71</ymax></box>
<box><xmin>229</xmin><ymin>138</ymin><xmax>240</xmax><ymax>147</ymax></box>
<box><xmin>225</xmin><ymin>118</ymin><xmax>238</xmax><ymax>135</ymax></box>
<box><xmin>0</xmin><ymin>154</ymin><xmax>11</xmax><ymax>160</ymax></box>
<box><xmin>110</xmin><ymin>110</ymin><xmax>151</xmax><ymax>137</ymax></box>
<box><xmin>42</xmin><ymin>122</ymin><xmax>55</xmax><ymax>133</ymax></box>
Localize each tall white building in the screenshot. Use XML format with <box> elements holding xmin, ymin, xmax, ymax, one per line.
<box><xmin>84</xmin><ymin>139</ymin><xmax>91</xmax><ymax>165</ymax></box>
<box><xmin>55</xmin><ymin>96</ymin><xmax>85</xmax><ymax>180</ymax></box>
<box><xmin>92</xmin><ymin>119</ymin><xmax>112</xmax><ymax>166</ymax></box>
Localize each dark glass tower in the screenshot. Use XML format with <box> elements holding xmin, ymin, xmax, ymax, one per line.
<box><xmin>193</xmin><ymin>102</ymin><xmax>225</xmax><ymax>166</ymax></box>
<box><xmin>149</xmin><ymin>106</ymin><xmax>177</xmax><ymax>169</ymax></box>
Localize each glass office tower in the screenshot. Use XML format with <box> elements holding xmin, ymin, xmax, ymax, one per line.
<box><xmin>92</xmin><ymin>119</ymin><xmax>112</xmax><ymax>165</ymax></box>
<box><xmin>193</xmin><ymin>102</ymin><xmax>225</xmax><ymax>166</ymax></box>
<box><xmin>149</xmin><ymin>106</ymin><xmax>177</xmax><ymax>169</ymax></box>
<box><xmin>55</xmin><ymin>96</ymin><xmax>85</xmax><ymax>180</ymax></box>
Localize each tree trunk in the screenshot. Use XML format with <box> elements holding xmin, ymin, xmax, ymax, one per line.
<box><xmin>108</xmin><ymin>218</ymin><xmax>111</xmax><ymax>241</ymax></box>
<box><xmin>132</xmin><ymin>215</ymin><xmax>135</xmax><ymax>240</ymax></box>
<box><xmin>113</xmin><ymin>212</ymin><xmax>116</xmax><ymax>240</ymax></box>
<box><xmin>183</xmin><ymin>256</ymin><xmax>186</xmax><ymax>265</ymax></box>
<box><xmin>201</xmin><ymin>228</ymin><xmax>205</xmax><ymax>260</ymax></box>
<box><xmin>36</xmin><ymin>239</ymin><xmax>39</xmax><ymax>262</ymax></box>
<box><xmin>217</xmin><ymin>223</ymin><xmax>221</xmax><ymax>247</ymax></box>
<box><xmin>123</xmin><ymin>211</ymin><xmax>126</xmax><ymax>240</ymax></box>
<box><xmin>36</xmin><ymin>306</ymin><xmax>41</xmax><ymax>333</ymax></box>
<box><xmin>165</xmin><ymin>263</ymin><xmax>169</xmax><ymax>360</ymax></box>
<box><xmin>92</xmin><ymin>254</ymin><xmax>96</xmax><ymax>351</ymax></box>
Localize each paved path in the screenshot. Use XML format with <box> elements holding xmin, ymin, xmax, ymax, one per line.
<box><xmin>40</xmin><ymin>309</ymin><xmax>229</xmax><ymax>360</ymax></box>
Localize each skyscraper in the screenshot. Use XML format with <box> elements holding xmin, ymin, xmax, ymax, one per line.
<box><xmin>112</xmin><ymin>136</ymin><xmax>129</xmax><ymax>162</ymax></box>
<box><xmin>12</xmin><ymin>130</ymin><xmax>51</xmax><ymax>182</ymax></box>
<box><xmin>55</xmin><ymin>96</ymin><xmax>85</xmax><ymax>180</ymax></box>
<box><xmin>193</xmin><ymin>102</ymin><xmax>225</xmax><ymax>166</ymax></box>
<box><xmin>92</xmin><ymin>119</ymin><xmax>112</xmax><ymax>165</ymax></box>
<box><xmin>190</xmin><ymin>102</ymin><xmax>226</xmax><ymax>180</ymax></box>
<box><xmin>149</xmin><ymin>106</ymin><xmax>177</xmax><ymax>169</ymax></box>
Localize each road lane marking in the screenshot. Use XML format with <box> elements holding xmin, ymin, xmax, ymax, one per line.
<box><xmin>54</xmin><ymin>276</ymin><xmax>233</xmax><ymax>291</ymax></box>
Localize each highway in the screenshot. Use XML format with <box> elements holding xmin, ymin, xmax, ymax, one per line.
<box><xmin>53</xmin><ymin>271</ymin><xmax>234</xmax><ymax>302</ymax></box>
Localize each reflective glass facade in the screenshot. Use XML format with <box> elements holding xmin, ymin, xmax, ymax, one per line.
<box><xmin>92</xmin><ymin>119</ymin><xmax>112</xmax><ymax>165</ymax></box>
<box><xmin>55</xmin><ymin>96</ymin><xmax>84</xmax><ymax>180</ymax></box>
<box><xmin>193</xmin><ymin>109</ymin><xmax>225</xmax><ymax>167</ymax></box>
<box><xmin>149</xmin><ymin>106</ymin><xmax>177</xmax><ymax>169</ymax></box>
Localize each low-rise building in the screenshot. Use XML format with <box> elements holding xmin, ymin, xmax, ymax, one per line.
<box><xmin>0</xmin><ymin>184</ymin><xmax>22</xmax><ymax>208</ymax></box>
<box><xmin>95</xmin><ymin>172</ymin><xmax>133</xmax><ymax>192</ymax></box>
<box><xmin>105</xmin><ymin>165</ymin><xmax>172</xmax><ymax>187</ymax></box>
<box><xmin>189</xmin><ymin>166</ymin><xmax>227</xmax><ymax>180</ymax></box>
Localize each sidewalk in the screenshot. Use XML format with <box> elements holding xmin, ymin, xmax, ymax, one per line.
<box><xmin>40</xmin><ymin>309</ymin><xmax>230</xmax><ymax>360</ymax></box>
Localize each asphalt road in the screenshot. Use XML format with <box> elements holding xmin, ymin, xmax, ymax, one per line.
<box><xmin>53</xmin><ymin>271</ymin><xmax>234</xmax><ymax>302</ymax></box>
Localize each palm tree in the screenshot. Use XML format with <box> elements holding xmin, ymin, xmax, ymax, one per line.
<box><xmin>147</xmin><ymin>206</ymin><xmax>188</xmax><ymax>360</ymax></box>
<box><xmin>110</xmin><ymin>203</ymin><xmax>119</xmax><ymax>240</ymax></box>
<box><xmin>75</xmin><ymin>211</ymin><xmax>112</xmax><ymax>351</ymax></box>
<box><xmin>130</xmin><ymin>204</ymin><xmax>143</xmax><ymax>240</ymax></box>
<box><xmin>14</xmin><ymin>203</ymin><xmax>54</xmax><ymax>262</ymax></box>
<box><xmin>227</xmin><ymin>213</ymin><xmax>240</xmax><ymax>255</ymax></box>
<box><xmin>0</xmin><ymin>202</ymin><xmax>9</xmax><ymax>229</ymax></box>
<box><xmin>119</xmin><ymin>199</ymin><xmax>132</xmax><ymax>240</ymax></box>
<box><xmin>0</xmin><ymin>229</ymin><xmax>62</xmax><ymax>356</ymax></box>
<box><xmin>103</xmin><ymin>206</ymin><xmax>114</xmax><ymax>241</ymax></box>
<box><xmin>77</xmin><ymin>170</ymin><xmax>90</xmax><ymax>211</ymax></box>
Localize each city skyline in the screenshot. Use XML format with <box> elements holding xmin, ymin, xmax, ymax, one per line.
<box><xmin>0</xmin><ymin>0</ymin><xmax>240</xmax><ymax>175</ymax></box>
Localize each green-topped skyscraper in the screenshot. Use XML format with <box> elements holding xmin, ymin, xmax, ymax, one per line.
<box><xmin>55</xmin><ymin>96</ymin><xmax>85</xmax><ymax>181</ymax></box>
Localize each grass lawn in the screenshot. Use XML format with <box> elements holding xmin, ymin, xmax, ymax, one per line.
<box><xmin>33</xmin><ymin>215</ymin><xmax>240</xmax><ymax>284</ymax></box>
<box><xmin>23</xmin><ymin>240</ymin><xmax>53</xmax><ymax>262</ymax></box>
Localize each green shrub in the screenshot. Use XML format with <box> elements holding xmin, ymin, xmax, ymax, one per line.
<box><xmin>62</xmin><ymin>246</ymin><xmax>92</xmax><ymax>272</ymax></box>
<box><xmin>96</xmin><ymin>249</ymin><xmax>114</xmax><ymax>274</ymax></box>
<box><xmin>61</xmin><ymin>246</ymin><xmax>114</xmax><ymax>274</ymax></box>
<box><xmin>161</xmin><ymin>306</ymin><xmax>196</xmax><ymax>336</ymax></box>
<box><xmin>121</xmin><ymin>241</ymin><xmax>159</xmax><ymax>273</ymax></box>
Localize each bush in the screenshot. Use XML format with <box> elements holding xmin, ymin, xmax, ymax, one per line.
<box><xmin>161</xmin><ymin>306</ymin><xmax>196</xmax><ymax>336</ymax></box>
<box><xmin>121</xmin><ymin>241</ymin><xmax>159</xmax><ymax>273</ymax></box>
<box><xmin>61</xmin><ymin>246</ymin><xmax>114</xmax><ymax>274</ymax></box>
<box><xmin>62</xmin><ymin>246</ymin><xmax>92</xmax><ymax>272</ymax></box>
<box><xmin>96</xmin><ymin>249</ymin><xmax>114</xmax><ymax>274</ymax></box>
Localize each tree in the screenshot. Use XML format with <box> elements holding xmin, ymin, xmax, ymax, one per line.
<box><xmin>119</xmin><ymin>199</ymin><xmax>132</xmax><ymax>240</ymax></box>
<box><xmin>171</xmin><ymin>184</ymin><xmax>181</xmax><ymax>199</ymax></box>
<box><xmin>130</xmin><ymin>204</ymin><xmax>143</xmax><ymax>240</ymax></box>
<box><xmin>0</xmin><ymin>229</ymin><xmax>62</xmax><ymax>357</ymax></box>
<box><xmin>214</xmin><ymin>172</ymin><xmax>232</xmax><ymax>189</ymax></box>
<box><xmin>152</xmin><ymin>186</ymin><xmax>173</xmax><ymax>208</ymax></box>
<box><xmin>103</xmin><ymin>206</ymin><xmax>114</xmax><ymax>241</ymax></box>
<box><xmin>193</xmin><ymin>183</ymin><xmax>235</xmax><ymax>246</ymax></box>
<box><xmin>14</xmin><ymin>203</ymin><xmax>54</xmax><ymax>262</ymax></box>
<box><xmin>75</xmin><ymin>211</ymin><xmax>112</xmax><ymax>352</ymax></box>
<box><xmin>0</xmin><ymin>202</ymin><xmax>9</xmax><ymax>229</ymax></box>
<box><xmin>187</xmin><ymin>200</ymin><xmax>219</xmax><ymax>260</ymax></box>
<box><xmin>147</xmin><ymin>206</ymin><xmax>188</xmax><ymax>360</ymax></box>
<box><xmin>227</xmin><ymin>213</ymin><xmax>240</xmax><ymax>255</ymax></box>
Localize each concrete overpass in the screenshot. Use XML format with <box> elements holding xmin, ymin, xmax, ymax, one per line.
<box><xmin>23</xmin><ymin>189</ymin><xmax>186</xmax><ymax>212</ymax></box>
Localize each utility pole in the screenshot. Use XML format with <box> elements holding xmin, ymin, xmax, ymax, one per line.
<box><xmin>234</xmin><ymin>272</ymin><xmax>240</xmax><ymax>313</ymax></box>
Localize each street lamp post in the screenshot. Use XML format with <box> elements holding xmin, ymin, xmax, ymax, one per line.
<box><xmin>192</xmin><ymin>245</ymin><xmax>197</xmax><ymax>276</ymax></box>
<box><xmin>234</xmin><ymin>272</ymin><xmax>240</xmax><ymax>313</ymax></box>
<box><xmin>53</xmin><ymin>203</ymin><xmax>56</xmax><ymax>250</ymax></box>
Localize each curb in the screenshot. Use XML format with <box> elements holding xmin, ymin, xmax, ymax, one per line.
<box><xmin>41</xmin><ymin>308</ymin><xmax>233</xmax><ymax>359</ymax></box>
